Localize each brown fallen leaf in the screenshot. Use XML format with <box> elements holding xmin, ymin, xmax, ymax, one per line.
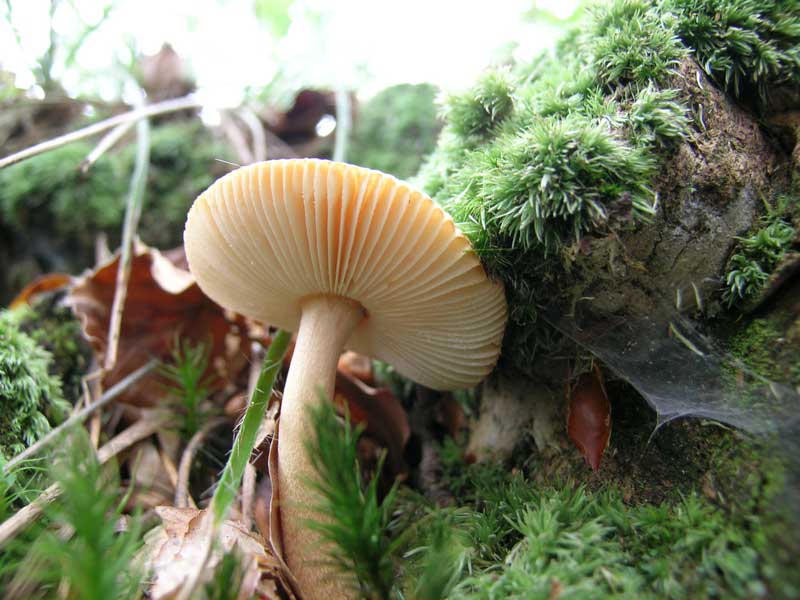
<box><xmin>9</xmin><ymin>273</ymin><xmax>72</xmax><ymax>309</ymax></box>
<box><xmin>566</xmin><ymin>363</ymin><xmax>611</xmax><ymax>472</ymax></box>
<box><xmin>337</xmin><ymin>351</ymin><xmax>374</xmax><ymax>386</ymax></box>
<box><xmin>143</xmin><ymin>506</ymin><xmax>287</xmax><ymax>600</ymax></box>
<box><xmin>66</xmin><ymin>243</ymin><xmax>250</xmax><ymax>406</ymax></box>
<box><xmin>334</xmin><ymin>370</ymin><xmax>410</xmax><ymax>480</ymax></box>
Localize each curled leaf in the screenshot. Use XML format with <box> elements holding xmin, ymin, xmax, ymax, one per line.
<box><xmin>66</xmin><ymin>243</ymin><xmax>250</xmax><ymax>406</ymax></box>
<box><xmin>566</xmin><ymin>364</ymin><xmax>611</xmax><ymax>472</ymax></box>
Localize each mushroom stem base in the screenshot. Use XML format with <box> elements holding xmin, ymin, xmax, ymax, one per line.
<box><xmin>278</xmin><ymin>295</ymin><xmax>365</xmax><ymax>600</ymax></box>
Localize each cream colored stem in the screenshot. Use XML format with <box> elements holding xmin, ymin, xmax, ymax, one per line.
<box><xmin>279</xmin><ymin>295</ymin><xmax>365</xmax><ymax>600</ymax></box>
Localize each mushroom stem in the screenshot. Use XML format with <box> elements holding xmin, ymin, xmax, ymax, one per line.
<box><xmin>279</xmin><ymin>295</ymin><xmax>365</xmax><ymax>600</ymax></box>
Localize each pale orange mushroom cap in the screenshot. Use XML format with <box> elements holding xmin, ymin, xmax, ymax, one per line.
<box><xmin>184</xmin><ymin>158</ymin><xmax>507</xmax><ymax>389</ymax></box>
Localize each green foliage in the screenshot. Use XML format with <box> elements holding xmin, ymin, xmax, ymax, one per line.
<box><xmin>160</xmin><ymin>338</ymin><xmax>214</xmax><ymax>438</ymax></box>
<box><xmin>723</xmin><ymin>216</ymin><xmax>794</xmax><ymax>307</ymax></box>
<box><xmin>390</xmin><ymin>442</ymin><xmax>796</xmax><ymax>599</ymax></box>
<box><xmin>201</xmin><ymin>551</ymin><xmax>246</xmax><ymax>600</ymax></box>
<box><xmin>11</xmin><ymin>429</ymin><xmax>143</xmax><ymax>600</ymax></box>
<box><xmin>665</xmin><ymin>0</ymin><xmax>800</xmax><ymax>108</ymax></box>
<box><xmin>627</xmin><ymin>85</ymin><xmax>691</xmax><ymax>146</ymax></box>
<box><xmin>0</xmin><ymin>310</ymin><xmax>69</xmax><ymax>460</ymax></box>
<box><xmin>419</xmin><ymin>0</ymin><xmax>800</xmax><ymax>368</ymax></box>
<box><xmin>445</xmin><ymin>114</ymin><xmax>656</xmax><ymax>256</ymax></box>
<box><xmin>0</xmin><ymin>121</ymin><xmax>229</xmax><ymax>253</ymax></box>
<box><xmin>590</xmin><ymin>0</ymin><xmax>687</xmax><ymax>87</ymax></box>
<box><xmin>304</xmin><ymin>401</ymin><xmax>398</xmax><ymax>599</ymax></box>
<box><xmin>10</xmin><ymin>299</ymin><xmax>90</xmax><ymax>405</ymax></box>
<box><xmin>443</xmin><ymin>70</ymin><xmax>516</xmax><ymax>141</ymax></box>
<box><xmin>348</xmin><ymin>83</ymin><xmax>441</xmax><ymax>179</ymax></box>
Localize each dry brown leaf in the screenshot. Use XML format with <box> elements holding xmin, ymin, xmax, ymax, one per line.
<box><xmin>66</xmin><ymin>243</ymin><xmax>250</xmax><ymax>406</ymax></box>
<box><xmin>9</xmin><ymin>273</ymin><xmax>72</xmax><ymax>309</ymax></box>
<box><xmin>143</xmin><ymin>506</ymin><xmax>287</xmax><ymax>600</ymax></box>
<box><xmin>566</xmin><ymin>364</ymin><xmax>612</xmax><ymax>472</ymax></box>
<box><xmin>334</xmin><ymin>371</ymin><xmax>410</xmax><ymax>480</ymax></box>
<box><xmin>267</xmin><ymin>425</ymin><xmax>301</xmax><ymax>599</ymax></box>
<box><xmin>337</xmin><ymin>351</ymin><xmax>374</xmax><ymax>386</ymax></box>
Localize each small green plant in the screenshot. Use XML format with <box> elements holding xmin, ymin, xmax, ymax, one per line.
<box><xmin>201</xmin><ymin>551</ymin><xmax>246</xmax><ymax>600</ymax></box>
<box><xmin>0</xmin><ymin>311</ymin><xmax>70</xmax><ymax>460</ymax></box>
<box><xmin>443</xmin><ymin>69</ymin><xmax>516</xmax><ymax>141</ymax></box>
<box><xmin>8</xmin><ymin>429</ymin><xmax>143</xmax><ymax>599</ymax></box>
<box><xmin>304</xmin><ymin>400</ymin><xmax>398</xmax><ymax>599</ymax></box>
<box><xmin>590</xmin><ymin>0</ymin><xmax>687</xmax><ymax>87</ymax></box>
<box><xmin>723</xmin><ymin>219</ymin><xmax>794</xmax><ymax>307</ymax></box>
<box><xmin>160</xmin><ymin>338</ymin><xmax>214</xmax><ymax>437</ymax></box>
<box><xmin>400</xmin><ymin>443</ymin><xmax>798</xmax><ymax>599</ymax></box>
<box><xmin>665</xmin><ymin>0</ymin><xmax>800</xmax><ymax>109</ymax></box>
<box><xmin>348</xmin><ymin>83</ymin><xmax>441</xmax><ymax>179</ymax></box>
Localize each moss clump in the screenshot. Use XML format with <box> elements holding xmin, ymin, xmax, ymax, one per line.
<box><xmin>348</xmin><ymin>83</ymin><xmax>440</xmax><ymax>179</ymax></box>
<box><xmin>665</xmin><ymin>0</ymin><xmax>800</xmax><ymax>109</ymax></box>
<box><xmin>442</xmin><ymin>70</ymin><xmax>516</xmax><ymax>141</ymax></box>
<box><xmin>395</xmin><ymin>440</ymin><xmax>796</xmax><ymax>599</ymax></box>
<box><xmin>590</xmin><ymin>0</ymin><xmax>687</xmax><ymax>87</ymax></box>
<box><xmin>0</xmin><ymin>120</ymin><xmax>230</xmax><ymax>286</ymax></box>
<box><xmin>10</xmin><ymin>297</ymin><xmax>91</xmax><ymax>405</ymax></box>
<box><xmin>0</xmin><ymin>310</ymin><xmax>69</xmax><ymax>460</ymax></box>
<box><xmin>418</xmin><ymin>0</ymin><xmax>799</xmax><ymax>369</ymax></box>
<box><xmin>723</xmin><ymin>204</ymin><xmax>796</xmax><ymax>308</ymax></box>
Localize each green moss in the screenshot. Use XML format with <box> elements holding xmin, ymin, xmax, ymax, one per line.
<box><xmin>348</xmin><ymin>83</ymin><xmax>440</xmax><ymax>179</ymax></box>
<box><xmin>418</xmin><ymin>0</ymin><xmax>800</xmax><ymax>369</ymax></box>
<box><xmin>394</xmin><ymin>440</ymin><xmax>796</xmax><ymax>599</ymax></box>
<box><xmin>0</xmin><ymin>310</ymin><xmax>69</xmax><ymax>460</ymax></box>
<box><xmin>727</xmin><ymin>318</ymin><xmax>785</xmax><ymax>380</ymax></box>
<box><xmin>665</xmin><ymin>0</ymin><xmax>800</xmax><ymax>109</ymax></box>
<box><xmin>0</xmin><ymin>120</ymin><xmax>229</xmax><ymax>255</ymax></box>
<box><xmin>723</xmin><ymin>208</ymin><xmax>795</xmax><ymax>308</ymax></box>
<box><xmin>10</xmin><ymin>299</ymin><xmax>90</xmax><ymax>405</ymax></box>
<box><xmin>590</xmin><ymin>0</ymin><xmax>687</xmax><ymax>88</ymax></box>
<box><xmin>443</xmin><ymin>69</ymin><xmax>516</xmax><ymax>141</ymax></box>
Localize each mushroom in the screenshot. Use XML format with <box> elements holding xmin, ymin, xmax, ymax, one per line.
<box><xmin>184</xmin><ymin>159</ymin><xmax>507</xmax><ymax>599</ymax></box>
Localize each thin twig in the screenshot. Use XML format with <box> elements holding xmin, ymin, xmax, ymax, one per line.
<box><xmin>80</xmin><ymin>120</ymin><xmax>135</xmax><ymax>173</ymax></box>
<box><xmin>175</xmin><ymin>417</ymin><xmax>231</xmax><ymax>508</ymax></box>
<box><xmin>333</xmin><ymin>86</ymin><xmax>351</xmax><ymax>163</ymax></box>
<box><xmin>0</xmin><ymin>95</ymin><xmax>200</xmax><ymax>169</ymax></box>
<box><xmin>220</xmin><ymin>111</ymin><xmax>254</xmax><ymax>165</ymax></box>
<box><xmin>3</xmin><ymin>359</ymin><xmax>158</xmax><ymax>474</ymax></box>
<box><xmin>241</xmin><ymin>462</ymin><xmax>256</xmax><ymax>529</ymax></box>
<box><xmin>104</xmin><ymin>108</ymin><xmax>151</xmax><ymax>370</ymax></box>
<box><xmin>0</xmin><ymin>413</ymin><xmax>168</xmax><ymax>547</ymax></box>
<box><xmin>238</xmin><ymin>108</ymin><xmax>267</xmax><ymax>162</ymax></box>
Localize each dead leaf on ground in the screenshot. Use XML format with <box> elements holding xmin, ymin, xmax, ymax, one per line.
<box><xmin>334</xmin><ymin>370</ymin><xmax>410</xmax><ymax>480</ymax></box>
<box><xmin>566</xmin><ymin>364</ymin><xmax>611</xmax><ymax>472</ymax></box>
<box><xmin>66</xmin><ymin>243</ymin><xmax>251</xmax><ymax>406</ymax></box>
<box><xmin>143</xmin><ymin>506</ymin><xmax>289</xmax><ymax>600</ymax></box>
<box><xmin>9</xmin><ymin>273</ymin><xmax>73</xmax><ymax>309</ymax></box>
<box><xmin>337</xmin><ymin>351</ymin><xmax>374</xmax><ymax>386</ymax></box>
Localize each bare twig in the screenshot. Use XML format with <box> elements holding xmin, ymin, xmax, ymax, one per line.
<box><xmin>220</xmin><ymin>111</ymin><xmax>254</xmax><ymax>165</ymax></box>
<box><xmin>241</xmin><ymin>462</ymin><xmax>257</xmax><ymax>529</ymax></box>
<box><xmin>333</xmin><ymin>86</ymin><xmax>351</xmax><ymax>163</ymax></box>
<box><xmin>0</xmin><ymin>413</ymin><xmax>168</xmax><ymax>547</ymax></box>
<box><xmin>104</xmin><ymin>109</ymin><xmax>151</xmax><ymax>370</ymax></box>
<box><xmin>238</xmin><ymin>108</ymin><xmax>267</xmax><ymax>162</ymax></box>
<box><xmin>80</xmin><ymin>120</ymin><xmax>135</xmax><ymax>173</ymax></box>
<box><xmin>0</xmin><ymin>95</ymin><xmax>200</xmax><ymax>169</ymax></box>
<box><xmin>3</xmin><ymin>359</ymin><xmax>158</xmax><ymax>474</ymax></box>
<box><xmin>175</xmin><ymin>417</ymin><xmax>230</xmax><ymax>508</ymax></box>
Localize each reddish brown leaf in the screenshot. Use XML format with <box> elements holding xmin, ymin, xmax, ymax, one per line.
<box><xmin>337</xmin><ymin>351</ymin><xmax>374</xmax><ymax>386</ymax></box>
<box><xmin>334</xmin><ymin>370</ymin><xmax>410</xmax><ymax>480</ymax></box>
<box><xmin>66</xmin><ymin>244</ymin><xmax>250</xmax><ymax>406</ymax></box>
<box><xmin>9</xmin><ymin>273</ymin><xmax>72</xmax><ymax>309</ymax></box>
<box><xmin>566</xmin><ymin>364</ymin><xmax>611</xmax><ymax>472</ymax></box>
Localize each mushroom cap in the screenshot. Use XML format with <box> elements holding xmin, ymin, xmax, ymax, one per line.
<box><xmin>184</xmin><ymin>159</ymin><xmax>507</xmax><ymax>390</ymax></box>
